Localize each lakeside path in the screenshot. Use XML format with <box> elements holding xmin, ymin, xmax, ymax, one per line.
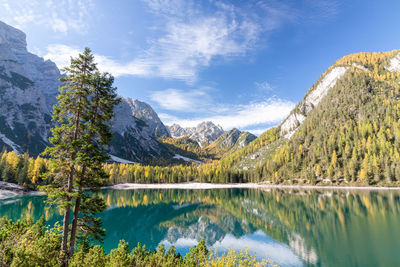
<box><xmin>107</xmin><ymin>182</ymin><xmax>400</xmax><ymax>191</ymax></box>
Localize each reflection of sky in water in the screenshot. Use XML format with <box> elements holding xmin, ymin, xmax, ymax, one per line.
<box><xmin>161</xmin><ymin>230</ymin><xmax>304</xmax><ymax>267</ymax></box>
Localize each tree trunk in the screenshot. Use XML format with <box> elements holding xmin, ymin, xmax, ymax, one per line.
<box><xmin>60</xmin><ymin>107</ymin><xmax>81</xmax><ymax>266</ymax></box>
<box><xmin>60</xmin><ymin>207</ymin><xmax>71</xmax><ymax>267</ymax></box>
<box><xmin>68</xmin><ymin>190</ymin><xmax>81</xmax><ymax>257</ymax></box>
<box><xmin>60</xmin><ymin>164</ymin><xmax>75</xmax><ymax>267</ymax></box>
<box><xmin>68</xmin><ymin>165</ymin><xmax>86</xmax><ymax>259</ymax></box>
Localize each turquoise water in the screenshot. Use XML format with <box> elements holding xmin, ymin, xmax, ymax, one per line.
<box><xmin>0</xmin><ymin>188</ymin><xmax>399</xmax><ymax>266</ymax></box>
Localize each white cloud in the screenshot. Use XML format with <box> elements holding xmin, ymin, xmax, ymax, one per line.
<box><xmin>150</xmin><ymin>88</ymin><xmax>212</xmax><ymax>112</ymax></box>
<box><xmin>51</xmin><ymin>18</ymin><xmax>68</xmax><ymax>34</ymax></box>
<box><xmin>0</xmin><ymin>0</ymin><xmax>93</xmax><ymax>34</ymax></box>
<box><xmin>158</xmin><ymin>97</ymin><xmax>295</xmax><ymax>131</ymax></box>
<box><xmin>136</xmin><ymin>0</ymin><xmax>296</xmax><ymax>82</ymax></box>
<box><xmin>43</xmin><ymin>45</ymin><xmax>79</xmax><ymax>70</ymax></box>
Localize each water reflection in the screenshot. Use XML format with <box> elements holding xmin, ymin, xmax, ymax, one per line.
<box><xmin>0</xmin><ymin>188</ymin><xmax>399</xmax><ymax>267</ymax></box>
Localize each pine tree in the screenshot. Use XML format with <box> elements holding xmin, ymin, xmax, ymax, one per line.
<box><xmin>41</xmin><ymin>48</ymin><xmax>120</xmax><ymax>266</ymax></box>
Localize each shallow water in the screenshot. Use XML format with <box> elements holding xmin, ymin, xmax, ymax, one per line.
<box><xmin>0</xmin><ymin>188</ymin><xmax>399</xmax><ymax>267</ymax></box>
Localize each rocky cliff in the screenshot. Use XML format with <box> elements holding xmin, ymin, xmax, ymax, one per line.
<box><xmin>123</xmin><ymin>98</ymin><xmax>170</xmax><ymax>138</ymax></box>
<box><xmin>0</xmin><ymin>21</ymin><xmax>59</xmax><ymax>155</ymax></box>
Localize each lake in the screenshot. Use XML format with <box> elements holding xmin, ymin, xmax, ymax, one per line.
<box><xmin>0</xmin><ymin>188</ymin><xmax>399</xmax><ymax>266</ymax></box>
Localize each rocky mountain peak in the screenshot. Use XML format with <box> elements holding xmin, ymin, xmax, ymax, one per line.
<box><xmin>123</xmin><ymin>98</ymin><xmax>170</xmax><ymax>138</ymax></box>
<box><xmin>167</xmin><ymin>121</ymin><xmax>224</xmax><ymax>145</ymax></box>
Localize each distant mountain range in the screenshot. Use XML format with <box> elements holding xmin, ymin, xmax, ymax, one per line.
<box><xmin>0</xmin><ymin>21</ymin><xmax>257</xmax><ymax>164</ymax></box>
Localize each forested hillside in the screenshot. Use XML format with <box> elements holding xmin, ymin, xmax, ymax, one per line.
<box><xmin>220</xmin><ymin>50</ymin><xmax>400</xmax><ymax>185</ymax></box>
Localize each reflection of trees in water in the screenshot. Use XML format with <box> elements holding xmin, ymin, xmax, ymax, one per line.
<box><xmin>0</xmin><ymin>195</ymin><xmax>61</xmax><ymax>224</ymax></box>
<box><xmin>1</xmin><ymin>188</ymin><xmax>399</xmax><ymax>266</ymax></box>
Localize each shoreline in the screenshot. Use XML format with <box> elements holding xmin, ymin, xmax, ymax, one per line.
<box><xmin>0</xmin><ymin>181</ymin><xmax>41</xmax><ymax>200</ymax></box>
<box><xmin>107</xmin><ymin>182</ymin><xmax>400</xmax><ymax>191</ymax></box>
<box><xmin>0</xmin><ymin>189</ymin><xmax>40</xmax><ymax>200</ymax></box>
<box><xmin>2</xmin><ymin>182</ymin><xmax>400</xmax><ymax>200</ymax></box>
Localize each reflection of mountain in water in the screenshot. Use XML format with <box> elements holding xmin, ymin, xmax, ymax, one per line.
<box><xmin>1</xmin><ymin>188</ymin><xmax>400</xmax><ymax>267</ymax></box>
<box><xmin>163</xmin><ymin>213</ymin><xmax>253</xmax><ymax>247</ymax></box>
<box><xmin>100</xmin><ymin>199</ymin><xmax>256</xmax><ymax>253</ymax></box>
<box><xmin>165</xmin><ymin>216</ymin><xmax>230</xmax><ymax>246</ymax></box>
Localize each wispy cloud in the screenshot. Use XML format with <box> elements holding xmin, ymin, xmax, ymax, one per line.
<box><xmin>158</xmin><ymin>97</ymin><xmax>295</xmax><ymax>131</ymax></box>
<box><xmin>303</xmin><ymin>0</ymin><xmax>339</xmax><ymax>22</ymax></box>
<box><xmin>42</xmin><ymin>0</ymin><xmax>297</xmax><ymax>81</ymax></box>
<box><xmin>138</xmin><ymin>0</ymin><xmax>296</xmax><ymax>82</ymax></box>
<box><xmin>0</xmin><ymin>0</ymin><xmax>93</xmax><ymax>34</ymax></box>
<box><xmin>2</xmin><ymin>0</ymin><xmax>338</xmax><ymax>82</ymax></box>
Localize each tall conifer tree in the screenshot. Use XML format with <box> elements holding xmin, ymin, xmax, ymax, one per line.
<box><xmin>42</xmin><ymin>48</ymin><xmax>120</xmax><ymax>266</ymax></box>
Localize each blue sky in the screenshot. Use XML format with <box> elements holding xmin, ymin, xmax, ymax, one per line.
<box><xmin>1</xmin><ymin>0</ymin><xmax>400</xmax><ymax>134</ymax></box>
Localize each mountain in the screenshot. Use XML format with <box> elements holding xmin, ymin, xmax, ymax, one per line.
<box><xmin>123</xmin><ymin>98</ymin><xmax>170</xmax><ymax>138</ymax></box>
<box><xmin>0</xmin><ymin>21</ymin><xmax>59</xmax><ymax>155</ymax></box>
<box><xmin>205</xmin><ymin>128</ymin><xmax>256</xmax><ymax>159</ymax></box>
<box><xmin>108</xmin><ymin>100</ymin><xmax>171</xmax><ymax>163</ymax></box>
<box><xmin>0</xmin><ymin>21</ymin><xmax>173</xmax><ymax>164</ymax></box>
<box><xmin>167</xmin><ymin>121</ymin><xmax>224</xmax><ymax>145</ymax></box>
<box><xmin>220</xmin><ymin>50</ymin><xmax>400</xmax><ymax>185</ymax></box>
